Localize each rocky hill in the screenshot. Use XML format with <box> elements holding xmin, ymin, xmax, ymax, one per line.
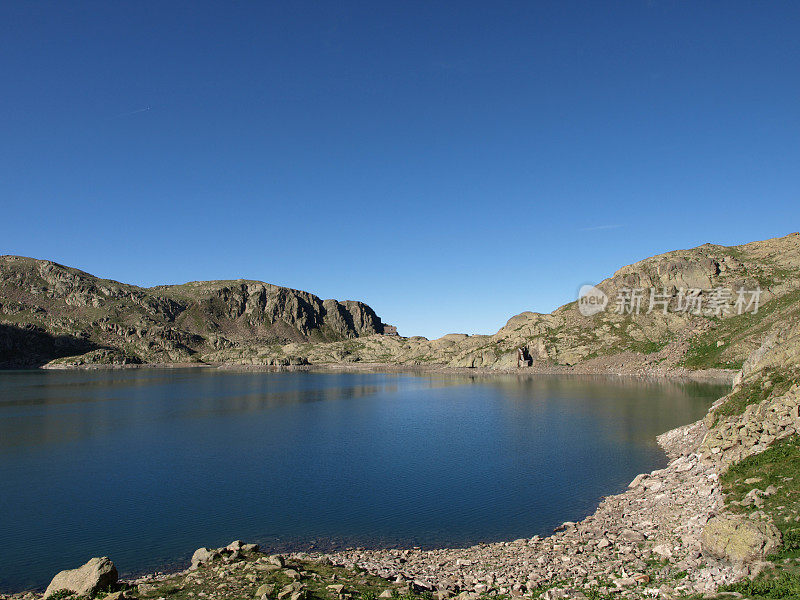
<box><xmin>2</xmin><ymin>232</ymin><xmax>798</xmax><ymax>371</ymax></box>
<box><xmin>204</xmin><ymin>232</ymin><xmax>800</xmax><ymax>373</ymax></box>
<box><xmin>0</xmin><ymin>256</ymin><xmax>392</xmax><ymax>367</ymax></box>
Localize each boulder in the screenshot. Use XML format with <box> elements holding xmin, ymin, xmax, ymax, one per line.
<box><xmin>268</xmin><ymin>554</ymin><xmax>286</xmax><ymax>568</ymax></box>
<box><xmin>44</xmin><ymin>557</ymin><xmax>118</xmax><ymax>598</ymax></box>
<box><xmin>701</xmin><ymin>514</ymin><xmax>782</xmax><ymax>563</ymax></box>
<box><xmin>277</xmin><ymin>583</ymin><xmax>304</xmax><ymax>600</ymax></box>
<box><xmin>191</xmin><ymin>547</ymin><xmax>220</xmax><ymax>569</ymax></box>
<box><xmin>326</xmin><ymin>584</ymin><xmax>346</xmax><ymax>596</ymax></box>
<box><xmin>284</xmin><ymin>568</ymin><xmax>301</xmax><ymax>580</ymax></box>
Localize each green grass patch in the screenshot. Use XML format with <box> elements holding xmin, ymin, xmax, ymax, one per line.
<box><xmin>682</xmin><ymin>288</ymin><xmax>800</xmax><ymax>370</ymax></box>
<box><xmin>135</xmin><ymin>555</ymin><xmax>413</xmax><ymax>600</ymax></box>
<box><xmin>722</xmin><ymin>435</ymin><xmax>800</xmax><ymax>559</ymax></box>
<box><xmin>719</xmin><ymin>569</ymin><xmax>800</xmax><ymax>599</ymax></box>
<box><xmin>718</xmin><ymin>435</ymin><xmax>800</xmax><ymax>597</ymax></box>
<box><xmin>682</xmin><ymin>338</ymin><xmax>744</xmax><ymax>371</ymax></box>
<box><xmin>628</xmin><ymin>337</ymin><xmax>669</xmax><ymax>355</ymax></box>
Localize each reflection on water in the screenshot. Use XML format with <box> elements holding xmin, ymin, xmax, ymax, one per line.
<box><xmin>0</xmin><ymin>369</ymin><xmax>728</xmax><ymax>592</ymax></box>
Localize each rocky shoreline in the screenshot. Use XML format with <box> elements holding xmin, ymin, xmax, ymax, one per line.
<box><xmin>302</xmin><ymin>426</ymin><xmax>726</xmax><ymax>599</ymax></box>
<box><xmin>40</xmin><ymin>359</ymin><xmax>737</xmax><ymax>386</ymax></box>
<box><xmin>301</xmin><ymin>362</ymin><xmax>737</xmax><ymax>384</ymax></box>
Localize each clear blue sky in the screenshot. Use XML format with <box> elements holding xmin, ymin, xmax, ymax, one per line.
<box><xmin>1</xmin><ymin>2</ymin><xmax>798</xmax><ymax>338</ymax></box>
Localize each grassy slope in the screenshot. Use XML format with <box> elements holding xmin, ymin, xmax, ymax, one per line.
<box><xmin>718</xmin><ymin>436</ymin><xmax>800</xmax><ymax>598</ymax></box>
<box><xmin>682</xmin><ymin>289</ymin><xmax>800</xmax><ymax>371</ymax></box>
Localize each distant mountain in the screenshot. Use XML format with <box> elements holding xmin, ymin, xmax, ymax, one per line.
<box><xmin>2</xmin><ymin>232</ymin><xmax>799</xmax><ymax>372</ymax></box>
<box><xmin>218</xmin><ymin>232</ymin><xmax>799</xmax><ymax>374</ymax></box>
<box><xmin>0</xmin><ymin>256</ymin><xmax>391</xmax><ymax>367</ymax></box>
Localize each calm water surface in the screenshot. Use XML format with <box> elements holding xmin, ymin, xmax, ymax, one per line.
<box><xmin>0</xmin><ymin>369</ymin><xmax>728</xmax><ymax>591</ymax></box>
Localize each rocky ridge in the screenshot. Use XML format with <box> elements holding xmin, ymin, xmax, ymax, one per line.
<box><xmin>0</xmin><ymin>256</ymin><xmax>391</xmax><ymax>367</ymax></box>
<box><xmin>202</xmin><ymin>233</ymin><xmax>800</xmax><ymax>374</ymax></box>
<box><xmin>1</xmin><ymin>233</ymin><xmax>798</xmax><ymax>374</ymax></box>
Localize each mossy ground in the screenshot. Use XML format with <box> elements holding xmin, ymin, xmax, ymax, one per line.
<box><xmin>716</xmin><ymin>435</ymin><xmax>800</xmax><ymax>598</ymax></box>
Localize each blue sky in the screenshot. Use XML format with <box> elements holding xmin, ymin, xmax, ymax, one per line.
<box><xmin>1</xmin><ymin>1</ymin><xmax>798</xmax><ymax>338</ymax></box>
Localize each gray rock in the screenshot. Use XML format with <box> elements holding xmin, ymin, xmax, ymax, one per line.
<box><xmin>701</xmin><ymin>514</ymin><xmax>782</xmax><ymax>563</ymax></box>
<box><xmin>44</xmin><ymin>557</ymin><xmax>118</xmax><ymax>598</ymax></box>
<box><xmin>326</xmin><ymin>584</ymin><xmax>346</xmax><ymax>596</ymax></box>
<box><xmin>284</xmin><ymin>568</ymin><xmax>301</xmax><ymax>580</ymax></box>
<box><xmin>269</xmin><ymin>554</ymin><xmax>286</xmax><ymax>568</ymax></box>
<box><xmin>619</xmin><ymin>529</ymin><xmax>646</xmax><ymax>542</ymax></box>
<box><xmin>191</xmin><ymin>547</ymin><xmax>220</xmax><ymax>569</ymax></box>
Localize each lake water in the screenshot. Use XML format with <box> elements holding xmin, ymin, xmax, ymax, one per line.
<box><xmin>0</xmin><ymin>369</ymin><xmax>728</xmax><ymax>591</ymax></box>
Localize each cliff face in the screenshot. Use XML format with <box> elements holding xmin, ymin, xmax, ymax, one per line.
<box><xmin>0</xmin><ymin>256</ymin><xmax>389</xmax><ymax>367</ymax></box>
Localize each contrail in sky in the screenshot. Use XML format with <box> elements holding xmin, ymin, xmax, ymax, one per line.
<box><xmin>109</xmin><ymin>106</ymin><xmax>152</xmax><ymax>119</ymax></box>
<box><xmin>577</xmin><ymin>224</ymin><xmax>624</xmax><ymax>232</ymax></box>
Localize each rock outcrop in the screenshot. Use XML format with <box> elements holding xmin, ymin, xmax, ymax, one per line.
<box><xmin>43</xmin><ymin>557</ymin><xmax>118</xmax><ymax>597</ymax></box>
<box><xmin>0</xmin><ymin>256</ymin><xmax>393</xmax><ymax>367</ymax></box>
<box><xmin>700</xmin><ymin>514</ymin><xmax>782</xmax><ymax>563</ymax></box>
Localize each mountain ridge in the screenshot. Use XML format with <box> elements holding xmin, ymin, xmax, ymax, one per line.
<box><xmin>1</xmin><ymin>232</ymin><xmax>798</xmax><ymax>371</ymax></box>
<box><xmin>0</xmin><ymin>255</ymin><xmax>391</xmax><ymax>367</ymax></box>
<box><xmin>213</xmin><ymin>232</ymin><xmax>799</xmax><ymax>372</ymax></box>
